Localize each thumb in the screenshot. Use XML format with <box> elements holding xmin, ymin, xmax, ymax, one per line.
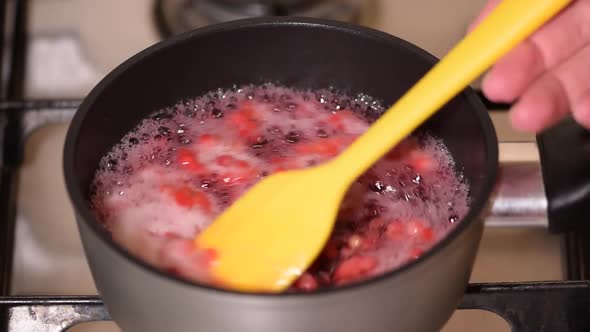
<box><xmin>468</xmin><ymin>0</ymin><xmax>503</xmax><ymax>32</ymax></box>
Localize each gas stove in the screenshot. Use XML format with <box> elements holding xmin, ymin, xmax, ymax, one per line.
<box><xmin>1</xmin><ymin>0</ymin><xmax>590</xmax><ymax>331</ymax></box>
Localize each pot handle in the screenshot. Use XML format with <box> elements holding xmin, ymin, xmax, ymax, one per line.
<box><xmin>536</xmin><ymin>116</ymin><xmax>590</xmax><ymax>233</ymax></box>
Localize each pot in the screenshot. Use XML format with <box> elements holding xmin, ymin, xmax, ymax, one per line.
<box><xmin>63</xmin><ymin>17</ymin><xmax>498</xmax><ymax>332</ymax></box>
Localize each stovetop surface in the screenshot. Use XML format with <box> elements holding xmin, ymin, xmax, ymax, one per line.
<box><xmin>1</xmin><ymin>1</ymin><xmax>589</xmax><ymax>331</ymax></box>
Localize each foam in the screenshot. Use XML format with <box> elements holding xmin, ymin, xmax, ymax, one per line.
<box><xmin>90</xmin><ymin>84</ymin><xmax>469</xmax><ymax>291</ymax></box>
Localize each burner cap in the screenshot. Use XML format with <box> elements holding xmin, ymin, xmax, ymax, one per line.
<box><xmin>155</xmin><ymin>0</ymin><xmax>361</xmax><ymax>37</ymax></box>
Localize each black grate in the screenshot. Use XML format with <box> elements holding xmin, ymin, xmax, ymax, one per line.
<box><xmin>2</xmin><ymin>281</ymin><xmax>590</xmax><ymax>332</ymax></box>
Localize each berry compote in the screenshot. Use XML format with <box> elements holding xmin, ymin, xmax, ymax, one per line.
<box><xmin>90</xmin><ymin>84</ymin><xmax>469</xmax><ymax>292</ymax></box>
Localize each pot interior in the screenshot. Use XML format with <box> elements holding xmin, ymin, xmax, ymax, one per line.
<box><xmin>64</xmin><ymin>17</ymin><xmax>498</xmax><ymax>290</ymax></box>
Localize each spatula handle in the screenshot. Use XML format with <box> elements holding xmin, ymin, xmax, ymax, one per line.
<box><xmin>334</xmin><ymin>0</ymin><xmax>572</xmax><ymax>179</ymax></box>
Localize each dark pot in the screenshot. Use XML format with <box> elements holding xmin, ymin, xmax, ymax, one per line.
<box><xmin>63</xmin><ymin>17</ymin><xmax>498</xmax><ymax>332</ymax></box>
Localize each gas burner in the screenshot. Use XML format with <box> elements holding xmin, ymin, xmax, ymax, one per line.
<box><xmin>155</xmin><ymin>0</ymin><xmax>361</xmax><ymax>37</ymax></box>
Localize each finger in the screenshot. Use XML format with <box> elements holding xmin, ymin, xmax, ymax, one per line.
<box><xmin>508</xmin><ymin>72</ymin><xmax>569</xmax><ymax>132</ymax></box>
<box><xmin>572</xmin><ymin>93</ymin><xmax>590</xmax><ymax>129</ymax></box>
<box><xmin>483</xmin><ymin>0</ymin><xmax>590</xmax><ymax>102</ymax></box>
<box><xmin>510</xmin><ymin>43</ymin><xmax>590</xmax><ymax>132</ymax></box>
<box><xmin>467</xmin><ymin>0</ymin><xmax>502</xmax><ymax>32</ymax></box>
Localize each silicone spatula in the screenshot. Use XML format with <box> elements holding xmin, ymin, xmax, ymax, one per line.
<box><xmin>196</xmin><ymin>0</ymin><xmax>572</xmax><ymax>292</ymax></box>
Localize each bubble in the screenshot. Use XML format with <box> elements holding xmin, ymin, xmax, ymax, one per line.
<box><xmin>370</xmin><ymin>181</ymin><xmax>385</xmax><ymax>193</ymax></box>
<box><xmin>316</xmin><ymin>129</ymin><xmax>329</xmax><ymax>138</ymax></box>
<box><xmin>106</xmin><ymin>159</ymin><xmax>118</xmax><ymax>170</ymax></box>
<box><xmin>178</xmin><ymin>136</ymin><xmax>192</xmax><ymax>145</ymax></box>
<box><xmin>201</xmin><ymin>179</ymin><xmax>214</xmax><ymax>189</ymax></box>
<box><xmin>284</xmin><ymin>131</ymin><xmax>300</xmax><ymax>143</ymax></box>
<box><xmin>268</xmin><ymin>126</ymin><xmax>282</xmax><ymax>135</ymax></box>
<box><xmin>205</xmin><ymin>101</ymin><xmax>216</xmax><ymax>110</ymax></box>
<box><xmin>211</xmin><ymin>108</ymin><xmax>223</xmax><ymax>118</ymax></box>
<box><xmin>384</xmin><ymin>185</ymin><xmax>395</xmax><ymax>193</ymax></box>
<box><xmin>184</xmin><ymin>108</ymin><xmax>196</xmax><ymax>118</ymax></box>
<box><xmin>152</xmin><ymin>113</ymin><xmax>172</xmax><ymax>121</ymax></box>
<box><xmin>128</xmin><ymin>137</ymin><xmax>140</xmax><ymax>146</ymax></box>
<box><xmin>158</xmin><ymin>126</ymin><xmax>171</xmax><ymax>136</ymax></box>
<box><xmin>412</xmin><ymin>174</ymin><xmax>421</xmax><ymax>185</ymax></box>
<box><xmin>251</xmin><ymin>136</ymin><xmax>269</xmax><ymax>149</ymax></box>
<box><xmin>364</xmin><ymin>200</ymin><xmax>383</xmax><ymax>218</ymax></box>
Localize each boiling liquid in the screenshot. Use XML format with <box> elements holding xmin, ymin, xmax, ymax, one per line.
<box><xmin>90</xmin><ymin>84</ymin><xmax>469</xmax><ymax>291</ymax></box>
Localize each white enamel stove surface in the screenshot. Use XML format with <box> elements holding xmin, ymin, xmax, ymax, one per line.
<box><xmin>11</xmin><ymin>1</ymin><xmax>563</xmax><ymax>331</ymax></box>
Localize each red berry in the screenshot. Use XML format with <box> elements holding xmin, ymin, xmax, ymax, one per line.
<box><xmin>333</xmin><ymin>255</ymin><xmax>377</xmax><ymax>282</ymax></box>
<box><xmin>197</xmin><ymin>248</ymin><xmax>218</xmax><ymax>269</ymax></box>
<box><xmin>422</xmin><ymin>228</ymin><xmax>434</xmax><ymax>242</ymax></box>
<box><xmin>216</xmin><ymin>155</ymin><xmax>252</xmax><ymax>170</ymax></box>
<box><xmin>216</xmin><ymin>155</ymin><xmax>235</xmax><ymax>167</ymax></box>
<box><xmin>172</xmin><ymin>187</ymin><xmax>196</xmax><ymax>208</ymax></box>
<box><xmin>163</xmin><ymin>186</ymin><xmax>212</xmax><ymax>214</ymax></box>
<box><xmin>409</xmin><ymin>151</ymin><xmax>437</xmax><ymax>173</ymax></box>
<box><xmin>227</xmin><ymin>103</ymin><xmax>259</xmax><ymax>138</ymax></box>
<box><xmin>328</xmin><ymin>111</ymin><xmax>356</xmax><ymax>130</ymax></box>
<box><xmin>405</xmin><ymin>219</ymin><xmax>434</xmax><ymax>242</ymax></box>
<box><xmin>176</xmin><ymin>149</ymin><xmax>205</xmax><ymax>173</ymax></box>
<box><xmin>385</xmin><ymin>221</ymin><xmax>404</xmax><ymax>240</ymax></box>
<box><xmin>235</xmin><ymin>160</ymin><xmax>250</xmax><ymax>169</ymax></box>
<box><xmin>294</xmin><ymin>273</ymin><xmax>319</xmax><ymax>291</ymax></box>
<box><xmin>295</xmin><ymin>138</ymin><xmax>340</xmax><ymax>157</ymax></box>
<box><xmin>192</xmin><ymin>191</ymin><xmax>212</xmax><ymax>214</ymax></box>
<box><xmin>197</xmin><ymin>134</ymin><xmax>221</xmax><ymax>146</ymax></box>
<box><xmin>269</xmin><ymin>156</ymin><xmax>300</xmax><ymax>172</ymax></box>
<box><xmin>162</xmin><ymin>231</ymin><xmax>177</xmax><ymax>239</ymax></box>
<box><xmin>269</xmin><ymin>156</ymin><xmax>284</xmax><ymax>165</ymax></box>
<box><xmin>322</xmin><ymin>243</ymin><xmax>339</xmax><ymax>259</ymax></box>
<box><xmin>410</xmin><ymin>247</ymin><xmax>423</xmax><ymax>259</ymax></box>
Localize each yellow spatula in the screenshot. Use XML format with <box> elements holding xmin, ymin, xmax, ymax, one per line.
<box><xmin>196</xmin><ymin>0</ymin><xmax>571</xmax><ymax>292</ymax></box>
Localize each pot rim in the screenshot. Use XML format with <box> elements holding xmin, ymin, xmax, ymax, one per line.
<box><xmin>63</xmin><ymin>16</ymin><xmax>499</xmax><ymax>298</ymax></box>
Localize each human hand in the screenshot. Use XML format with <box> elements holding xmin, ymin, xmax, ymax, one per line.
<box><xmin>469</xmin><ymin>0</ymin><xmax>590</xmax><ymax>132</ymax></box>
